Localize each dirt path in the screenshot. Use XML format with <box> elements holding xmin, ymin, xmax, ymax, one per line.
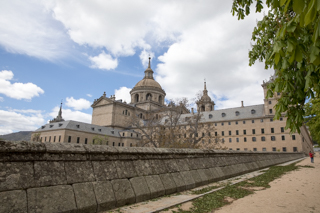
<box><xmin>214</xmin><ymin>153</ymin><xmax>320</xmax><ymax>213</ymax></box>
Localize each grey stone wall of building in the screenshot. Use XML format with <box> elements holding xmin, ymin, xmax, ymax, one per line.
<box><xmin>0</xmin><ymin>140</ymin><xmax>304</xmax><ymax>213</ymax></box>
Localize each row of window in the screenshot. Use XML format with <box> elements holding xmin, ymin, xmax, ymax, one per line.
<box><xmin>220</xmin><ymin>127</ymin><xmax>286</xmax><ymax>136</ymax></box>
<box><xmin>229</xmin><ymin>147</ymin><xmax>297</xmax><ymax>152</ymax></box>
<box><xmin>67</xmin><ymin>136</ymin><xmax>133</xmax><ymax>147</ymax></box>
<box><xmin>41</xmin><ymin>136</ymin><xmax>61</xmax><ymax>142</ymax></box>
<box><xmin>221</xmin><ymin>135</ymin><xmax>296</xmax><ymax>143</ymax></box>
<box><xmin>214</xmin><ymin>117</ymin><xmax>283</xmax><ymax>126</ymax></box>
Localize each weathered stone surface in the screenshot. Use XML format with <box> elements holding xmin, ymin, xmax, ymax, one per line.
<box><xmin>0</xmin><ymin>190</ymin><xmax>27</xmax><ymax>213</ymax></box>
<box><xmin>159</xmin><ymin>173</ymin><xmax>177</xmax><ymax>195</ymax></box>
<box><xmin>73</xmin><ymin>182</ymin><xmax>97</xmax><ymax>213</ymax></box>
<box><xmin>175</xmin><ymin>159</ymin><xmax>190</xmax><ymax>171</ymax></box>
<box><xmin>65</xmin><ymin>161</ymin><xmax>95</xmax><ymax>184</ymax></box>
<box><xmin>0</xmin><ymin>162</ymin><xmax>34</xmax><ymax>192</ymax></box>
<box><xmin>93</xmin><ymin>181</ymin><xmax>116</xmax><ymax>212</ymax></box>
<box><xmin>203</xmin><ymin>168</ymin><xmax>215</xmax><ymax>182</ymax></box>
<box><xmin>44</xmin><ymin>142</ymin><xmax>86</xmax><ymax>154</ymax></box>
<box><xmin>209</xmin><ymin>167</ymin><xmax>224</xmax><ymax>181</ymax></box>
<box><xmin>27</xmin><ymin>185</ymin><xmax>77</xmax><ymax>213</ymax></box>
<box><xmin>0</xmin><ymin>140</ymin><xmax>45</xmax><ymax>153</ymax></box>
<box><xmin>171</xmin><ymin>172</ymin><xmax>186</xmax><ymax>192</ymax></box>
<box><xmin>145</xmin><ymin>175</ymin><xmax>165</xmax><ymax>199</ymax></box>
<box><xmin>130</xmin><ymin>176</ymin><xmax>150</xmax><ymax>202</ymax></box>
<box><xmin>133</xmin><ymin>160</ymin><xmax>153</xmax><ymax>176</ymax></box>
<box><xmin>180</xmin><ymin>171</ymin><xmax>195</xmax><ymax>190</ymax></box>
<box><xmin>149</xmin><ymin>159</ymin><xmax>168</xmax><ymax>174</ymax></box>
<box><xmin>111</xmin><ymin>179</ymin><xmax>135</xmax><ymax>207</ymax></box>
<box><xmin>196</xmin><ymin>169</ymin><xmax>209</xmax><ymax>185</ymax></box>
<box><xmin>163</xmin><ymin>159</ymin><xmax>179</xmax><ymax>172</ymax></box>
<box><xmin>190</xmin><ymin>170</ymin><xmax>204</xmax><ymax>187</ymax></box>
<box><xmin>92</xmin><ymin>161</ymin><xmax>118</xmax><ymax>181</ymax></box>
<box><xmin>115</xmin><ymin>161</ymin><xmax>138</xmax><ymax>178</ymax></box>
<box><xmin>34</xmin><ymin>161</ymin><xmax>67</xmax><ymax>187</ymax></box>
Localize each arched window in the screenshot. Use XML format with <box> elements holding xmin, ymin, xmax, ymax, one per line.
<box><xmin>222</xmin><ymin>113</ymin><xmax>226</xmax><ymax>117</ymax></box>
<box><xmin>235</xmin><ymin>111</ymin><xmax>240</xmax><ymax>116</ymax></box>
<box><xmin>201</xmin><ymin>105</ymin><xmax>205</xmax><ymax>112</ymax></box>
<box><xmin>146</xmin><ymin>93</ymin><xmax>152</xmax><ymax>101</ymax></box>
<box><xmin>159</xmin><ymin>95</ymin><xmax>162</xmax><ymax>103</ymax></box>
<box><xmin>135</xmin><ymin>94</ymin><xmax>139</xmax><ymax>103</ymax></box>
<box><xmin>209</xmin><ymin>114</ymin><xmax>213</xmax><ymax>119</ymax></box>
<box><xmin>251</xmin><ymin>109</ymin><xmax>256</xmax><ymax>114</ymax></box>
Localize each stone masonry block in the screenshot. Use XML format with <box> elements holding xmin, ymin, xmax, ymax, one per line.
<box><xmin>27</xmin><ymin>185</ymin><xmax>77</xmax><ymax>213</ymax></box>
<box><xmin>130</xmin><ymin>176</ymin><xmax>150</xmax><ymax>202</ymax></box>
<box><xmin>145</xmin><ymin>175</ymin><xmax>165</xmax><ymax>199</ymax></box>
<box><xmin>163</xmin><ymin>159</ymin><xmax>179</xmax><ymax>173</ymax></box>
<box><xmin>209</xmin><ymin>167</ymin><xmax>224</xmax><ymax>181</ymax></box>
<box><xmin>73</xmin><ymin>182</ymin><xmax>97</xmax><ymax>213</ymax></box>
<box><xmin>92</xmin><ymin>161</ymin><xmax>118</xmax><ymax>181</ymax></box>
<box><xmin>159</xmin><ymin>173</ymin><xmax>177</xmax><ymax>195</ymax></box>
<box><xmin>171</xmin><ymin>172</ymin><xmax>186</xmax><ymax>192</ymax></box>
<box><xmin>203</xmin><ymin>168</ymin><xmax>215</xmax><ymax>182</ymax></box>
<box><xmin>65</xmin><ymin>161</ymin><xmax>95</xmax><ymax>184</ymax></box>
<box><xmin>111</xmin><ymin>179</ymin><xmax>135</xmax><ymax>207</ymax></box>
<box><xmin>0</xmin><ymin>190</ymin><xmax>27</xmax><ymax>213</ymax></box>
<box><xmin>149</xmin><ymin>159</ymin><xmax>168</xmax><ymax>174</ymax></box>
<box><xmin>175</xmin><ymin>159</ymin><xmax>190</xmax><ymax>171</ymax></box>
<box><xmin>34</xmin><ymin>161</ymin><xmax>67</xmax><ymax>187</ymax></box>
<box><xmin>115</xmin><ymin>161</ymin><xmax>137</xmax><ymax>178</ymax></box>
<box><xmin>0</xmin><ymin>162</ymin><xmax>34</xmax><ymax>192</ymax></box>
<box><xmin>190</xmin><ymin>170</ymin><xmax>204</xmax><ymax>187</ymax></box>
<box><xmin>92</xmin><ymin>181</ymin><xmax>116</xmax><ymax>212</ymax></box>
<box><xmin>180</xmin><ymin>171</ymin><xmax>195</xmax><ymax>190</ymax></box>
<box><xmin>133</xmin><ymin>160</ymin><xmax>153</xmax><ymax>176</ymax></box>
<box><xmin>197</xmin><ymin>169</ymin><xmax>209</xmax><ymax>185</ymax></box>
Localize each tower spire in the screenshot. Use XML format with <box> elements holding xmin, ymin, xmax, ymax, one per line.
<box><xmin>148</xmin><ymin>56</ymin><xmax>151</xmax><ymax>68</ymax></box>
<box><xmin>50</xmin><ymin>100</ymin><xmax>65</xmax><ymax>123</ymax></box>
<box><xmin>204</xmin><ymin>79</ymin><xmax>207</xmax><ymax>90</ymax></box>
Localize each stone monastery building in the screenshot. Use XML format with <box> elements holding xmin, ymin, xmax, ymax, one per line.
<box><xmin>33</xmin><ymin>58</ymin><xmax>313</xmax><ymax>154</ymax></box>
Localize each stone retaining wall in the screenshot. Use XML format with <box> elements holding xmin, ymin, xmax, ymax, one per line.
<box><xmin>0</xmin><ymin>140</ymin><xmax>304</xmax><ymax>213</ymax></box>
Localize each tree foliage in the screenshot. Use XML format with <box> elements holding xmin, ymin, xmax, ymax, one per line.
<box><xmin>92</xmin><ymin>135</ymin><xmax>109</xmax><ymax>145</ymax></box>
<box><xmin>232</xmin><ymin>0</ymin><xmax>320</xmax><ymax>133</ymax></box>
<box><xmin>305</xmin><ymin>97</ymin><xmax>320</xmax><ymax>144</ymax></box>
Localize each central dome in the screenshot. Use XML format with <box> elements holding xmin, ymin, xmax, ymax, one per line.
<box><xmin>134</xmin><ymin>78</ymin><xmax>163</xmax><ymax>89</ymax></box>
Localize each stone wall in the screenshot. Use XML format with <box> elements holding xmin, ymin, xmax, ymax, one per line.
<box><xmin>0</xmin><ymin>140</ymin><xmax>304</xmax><ymax>213</ymax></box>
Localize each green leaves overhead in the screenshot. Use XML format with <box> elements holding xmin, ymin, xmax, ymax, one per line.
<box><xmin>232</xmin><ymin>0</ymin><xmax>320</xmax><ymax>133</ymax></box>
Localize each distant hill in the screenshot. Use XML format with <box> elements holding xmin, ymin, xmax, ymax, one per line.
<box><xmin>0</xmin><ymin>131</ymin><xmax>33</xmax><ymax>142</ymax></box>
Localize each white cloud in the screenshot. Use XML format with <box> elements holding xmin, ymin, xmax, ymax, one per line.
<box><xmin>0</xmin><ymin>109</ymin><xmax>45</xmax><ymax>135</ymax></box>
<box><xmin>139</xmin><ymin>50</ymin><xmax>155</xmax><ymax>68</ymax></box>
<box><xmin>89</xmin><ymin>51</ymin><xmax>118</xmax><ymax>70</ymax></box>
<box><xmin>0</xmin><ymin>70</ymin><xmax>44</xmax><ymax>100</ymax></box>
<box><xmin>65</xmin><ymin>97</ymin><xmax>91</xmax><ymax>111</ymax></box>
<box><xmin>87</xmin><ymin>94</ymin><xmax>92</xmax><ymax>97</ymax></box>
<box><xmin>50</xmin><ymin>106</ymin><xmax>91</xmax><ymax>123</ymax></box>
<box><xmin>0</xmin><ymin>0</ymin><xmax>70</xmax><ymax>60</ymax></box>
<box><xmin>115</xmin><ymin>87</ymin><xmax>132</xmax><ymax>103</ymax></box>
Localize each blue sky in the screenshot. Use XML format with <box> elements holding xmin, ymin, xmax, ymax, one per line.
<box><xmin>0</xmin><ymin>1</ymin><xmax>274</xmax><ymax>135</ymax></box>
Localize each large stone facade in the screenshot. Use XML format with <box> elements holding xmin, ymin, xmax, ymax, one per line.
<box><xmin>32</xmin><ymin>59</ymin><xmax>314</xmax><ymax>154</ymax></box>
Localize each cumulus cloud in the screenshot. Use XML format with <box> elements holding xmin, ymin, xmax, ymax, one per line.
<box><xmin>65</xmin><ymin>97</ymin><xmax>91</xmax><ymax>111</ymax></box>
<box><xmin>139</xmin><ymin>50</ymin><xmax>155</xmax><ymax>68</ymax></box>
<box><xmin>50</xmin><ymin>106</ymin><xmax>91</xmax><ymax>123</ymax></box>
<box><xmin>115</xmin><ymin>87</ymin><xmax>132</xmax><ymax>103</ymax></box>
<box><xmin>0</xmin><ymin>70</ymin><xmax>44</xmax><ymax>100</ymax></box>
<box><xmin>0</xmin><ymin>109</ymin><xmax>45</xmax><ymax>135</ymax></box>
<box><xmin>87</xmin><ymin>94</ymin><xmax>92</xmax><ymax>97</ymax></box>
<box><xmin>89</xmin><ymin>51</ymin><xmax>118</xmax><ymax>70</ymax></box>
<box><xmin>0</xmin><ymin>0</ymin><xmax>70</xmax><ymax>60</ymax></box>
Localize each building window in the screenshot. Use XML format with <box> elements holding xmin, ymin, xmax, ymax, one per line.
<box><xmin>117</xmin><ymin>143</ymin><xmax>120</xmax><ymax>146</ymax></box>
<box><xmin>261</xmin><ymin>128</ymin><xmax>264</xmax><ymax>134</ymax></box>
<box><xmin>293</xmin><ymin>147</ymin><xmax>298</xmax><ymax>152</ymax></box>
<box><xmin>91</xmin><ymin>127</ymin><xmax>95</xmax><ymax>131</ymax></box>
<box><xmin>111</xmin><ymin>131</ymin><xmax>114</xmax><ymax>134</ymax></box>
<box><xmin>261</xmin><ymin>136</ymin><xmax>266</xmax><ymax>141</ymax></box>
<box><xmin>77</xmin><ymin>137</ymin><xmax>80</xmax><ymax>143</ymax></box>
<box><xmin>76</xmin><ymin>125</ymin><xmax>80</xmax><ymax>128</ymax></box>
<box><xmin>221</xmin><ymin>122</ymin><xmax>224</xmax><ymax>126</ymax></box>
<box><xmin>269</xmin><ymin>109</ymin><xmax>273</xmax><ymax>114</ymax></box>
<box><xmin>282</xmin><ymin>147</ymin><xmax>287</xmax><ymax>152</ymax></box>
<box><xmin>235</xmin><ymin>111</ymin><xmax>240</xmax><ymax>116</ymax></box>
<box><xmin>112</xmin><ymin>142</ymin><xmax>115</xmax><ymax>146</ymax></box>
<box><xmin>92</xmin><ymin>139</ymin><xmax>95</xmax><ymax>144</ymax></box>
<box><xmin>53</xmin><ymin>136</ymin><xmax>56</xmax><ymax>142</ymax></box>
<box><xmin>40</xmin><ymin>137</ymin><xmax>42</xmax><ymax>142</ymax></box>
<box><xmin>292</xmin><ymin>135</ymin><xmax>296</xmax><ymax>140</ymax></box>
<box><xmin>236</xmin><ymin>138</ymin><xmax>239</xmax><ymax>142</ymax></box>
<box><xmin>280</xmin><ymin>117</ymin><xmax>283</xmax><ymax>121</ymax></box>
<box><xmin>98</xmin><ymin>129</ymin><xmax>101</xmax><ymax>132</ymax></box>
<box><xmin>209</xmin><ymin>114</ymin><xmax>213</xmax><ymax>119</ymax></box>
<box><xmin>59</xmin><ymin>123</ymin><xmax>63</xmax><ymax>127</ymax></box>
<box><xmin>222</xmin><ymin>138</ymin><xmax>225</xmax><ymax>143</ymax></box>
<box><xmin>268</xmin><ymin>101</ymin><xmax>272</xmax><ymax>104</ymax></box>
<box><xmin>222</xmin><ymin>131</ymin><xmax>224</xmax><ymax>136</ymax></box>
<box><xmin>50</xmin><ymin>125</ymin><xmax>53</xmax><ymax>128</ymax></box>
<box><xmin>243</xmin><ymin>120</ymin><xmax>246</xmax><ymax>124</ymax></box>
<box><xmin>122</xmin><ymin>143</ymin><xmax>124</xmax><ymax>146</ymax></box>
<box><xmin>244</xmin><ymin>137</ymin><xmax>247</xmax><ymax>142</ymax></box>
<box><xmin>49</xmin><ymin>136</ymin><xmax>51</xmax><ymax>142</ymax></box>
<box><xmin>252</xmin><ymin>129</ymin><xmax>255</xmax><ymax>134</ymax></box>
<box><xmin>228</xmin><ymin>122</ymin><xmax>231</xmax><ymax>125</ymax></box>
<box><xmin>222</xmin><ymin>113</ymin><xmax>226</xmax><ymax>117</ymax></box>
<box><xmin>244</xmin><ymin>148</ymin><xmax>248</xmax><ymax>151</ymax></box>
<box><xmin>229</xmin><ymin>131</ymin><xmax>231</xmax><ymax>136</ymax></box>
<box><xmin>271</xmin><ymin>136</ymin><xmax>276</xmax><ymax>141</ymax></box>
<box><xmin>215</xmin><ymin>123</ymin><xmax>217</xmax><ymax>126</ymax></box>
<box><xmin>44</xmin><ymin>137</ymin><xmax>47</xmax><ymax>142</ymax></box>
<box><xmin>253</xmin><ymin>148</ymin><xmax>257</xmax><ymax>151</ymax></box>
<box><xmin>281</xmin><ymin>127</ymin><xmax>284</xmax><ymax>132</ymax></box>
<box><xmin>260</xmin><ymin>119</ymin><xmax>263</xmax><ymax>122</ymax></box>
<box><xmin>85</xmin><ymin>138</ymin><xmax>87</xmax><ymax>144</ymax></box>
<box><xmin>229</xmin><ymin>148</ymin><xmax>233</xmax><ymax>150</ymax></box>
<box><xmin>281</xmin><ymin>135</ymin><xmax>285</xmax><ymax>141</ymax></box>
<box><xmin>215</xmin><ymin>132</ymin><xmax>217</xmax><ymax>136</ymax></box>
<box><xmin>235</xmin><ymin>121</ymin><xmax>238</xmax><ymax>124</ymax></box>
<box><xmin>236</xmin><ymin>148</ymin><xmax>240</xmax><ymax>151</ymax></box>
<box><xmin>262</xmin><ymin>148</ymin><xmax>267</xmax><ymax>151</ymax></box>
<box><xmin>272</xmin><ymin>147</ymin><xmax>276</xmax><ymax>152</ymax></box>
<box><xmin>130</xmin><ymin>143</ymin><xmax>132</xmax><ymax>147</ymax></box>
<box><xmin>252</xmin><ymin>120</ymin><xmax>254</xmax><ymax>123</ymax></box>
<box><xmin>271</xmin><ymin>128</ymin><xmax>274</xmax><ymax>133</ymax></box>
<box><xmin>68</xmin><ymin>136</ymin><xmax>71</xmax><ymax>143</ymax></box>
<box><xmin>252</xmin><ymin>137</ymin><xmax>256</xmax><ymax>142</ymax></box>
<box><xmin>243</xmin><ymin>130</ymin><xmax>246</xmax><ymax>135</ymax></box>
<box><xmin>277</xmin><ymin>92</ymin><xmax>280</xmax><ymax>96</ymax></box>
<box><xmin>229</xmin><ymin>138</ymin><xmax>232</xmax><ymax>142</ymax></box>
<box><xmin>251</xmin><ymin>109</ymin><xmax>256</xmax><ymax>114</ymax></box>
<box><xmin>59</xmin><ymin>135</ymin><xmax>61</xmax><ymax>142</ymax></box>
<box><xmin>270</xmin><ymin>118</ymin><xmax>273</xmax><ymax>122</ymax></box>
<box><xmin>236</xmin><ymin>130</ymin><xmax>239</xmax><ymax>135</ymax></box>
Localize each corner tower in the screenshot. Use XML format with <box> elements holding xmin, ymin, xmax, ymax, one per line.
<box><xmin>130</xmin><ymin>57</ymin><xmax>166</xmax><ymax>111</ymax></box>
<box><xmin>196</xmin><ymin>81</ymin><xmax>215</xmax><ymax>112</ymax></box>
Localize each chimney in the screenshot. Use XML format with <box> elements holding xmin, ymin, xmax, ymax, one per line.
<box><xmin>191</xmin><ymin>108</ymin><xmax>194</xmax><ymax>114</ymax></box>
<box><xmin>241</xmin><ymin>101</ymin><xmax>244</xmax><ymax>107</ymax></box>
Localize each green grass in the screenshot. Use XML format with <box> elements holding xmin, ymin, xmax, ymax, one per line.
<box><xmin>192</xmin><ymin>185</ymin><xmax>221</xmax><ymax>195</ymax></box>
